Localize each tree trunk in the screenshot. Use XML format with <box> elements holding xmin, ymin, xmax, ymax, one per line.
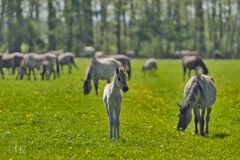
<box><xmin>195</xmin><ymin>0</ymin><xmax>206</xmax><ymax>56</ymax></box>
<box><xmin>82</xmin><ymin>0</ymin><xmax>93</xmax><ymax>46</ymax></box>
<box><xmin>237</xmin><ymin>1</ymin><xmax>240</xmax><ymax>57</ymax></box>
<box><xmin>48</xmin><ymin>0</ymin><xmax>56</xmax><ymax>51</ymax></box>
<box><xmin>100</xmin><ymin>0</ymin><xmax>107</xmax><ymax>50</ymax></box>
<box><xmin>0</xmin><ymin>0</ymin><xmax>6</xmax><ymax>44</ymax></box>
<box><xmin>64</xmin><ymin>0</ymin><xmax>73</xmax><ymax>51</ymax></box>
<box><xmin>115</xmin><ymin>0</ymin><xmax>121</xmax><ymax>54</ymax></box>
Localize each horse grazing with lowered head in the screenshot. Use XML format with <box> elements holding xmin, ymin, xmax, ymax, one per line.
<box><xmin>83</xmin><ymin>57</ymin><xmax>122</xmax><ymax>95</ymax></box>
<box><xmin>142</xmin><ymin>58</ymin><xmax>157</xmax><ymax>74</ymax></box>
<box><xmin>182</xmin><ymin>55</ymin><xmax>208</xmax><ymax>80</ymax></box>
<box><xmin>40</xmin><ymin>60</ymin><xmax>55</xmax><ymax>80</ymax></box>
<box><xmin>19</xmin><ymin>53</ymin><xmax>58</xmax><ymax>80</ymax></box>
<box><xmin>103</xmin><ymin>66</ymin><xmax>129</xmax><ymax>139</ymax></box>
<box><xmin>177</xmin><ymin>73</ymin><xmax>216</xmax><ymax>136</ymax></box>
<box><xmin>96</xmin><ymin>54</ymin><xmax>131</xmax><ymax>80</ymax></box>
<box><xmin>0</xmin><ymin>52</ymin><xmax>25</xmax><ymax>79</ymax></box>
<box><xmin>58</xmin><ymin>52</ymin><xmax>78</xmax><ymax>74</ymax></box>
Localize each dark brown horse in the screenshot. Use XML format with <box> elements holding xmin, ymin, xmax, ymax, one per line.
<box><xmin>182</xmin><ymin>55</ymin><xmax>208</xmax><ymax>80</ymax></box>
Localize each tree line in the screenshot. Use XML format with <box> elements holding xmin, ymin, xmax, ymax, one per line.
<box><xmin>0</xmin><ymin>0</ymin><xmax>239</xmax><ymax>58</ymax></box>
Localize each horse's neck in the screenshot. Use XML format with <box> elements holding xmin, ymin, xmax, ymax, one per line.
<box><xmin>86</xmin><ymin>64</ymin><xmax>93</xmax><ymax>81</ymax></box>
<box><xmin>198</xmin><ymin>60</ymin><xmax>206</xmax><ymax>70</ymax></box>
<box><xmin>111</xmin><ymin>78</ymin><xmax>121</xmax><ymax>94</ymax></box>
<box><xmin>187</xmin><ymin>81</ymin><xmax>202</xmax><ymax>104</ymax></box>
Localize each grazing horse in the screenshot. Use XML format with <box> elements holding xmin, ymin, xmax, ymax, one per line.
<box><xmin>83</xmin><ymin>57</ymin><xmax>122</xmax><ymax>95</ymax></box>
<box><xmin>103</xmin><ymin>66</ymin><xmax>129</xmax><ymax>139</ymax></box>
<box><xmin>0</xmin><ymin>53</ymin><xmax>25</xmax><ymax>79</ymax></box>
<box><xmin>177</xmin><ymin>73</ymin><xmax>216</xmax><ymax>136</ymax></box>
<box><xmin>142</xmin><ymin>58</ymin><xmax>157</xmax><ymax>73</ymax></box>
<box><xmin>96</xmin><ymin>54</ymin><xmax>131</xmax><ymax>80</ymax></box>
<box><xmin>182</xmin><ymin>55</ymin><xmax>208</xmax><ymax>80</ymax></box>
<box><xmin>19</xmin><ymin>53</ymin><xmax>57</xmax><ymax>80</ymax></box>
<box><xmin>40</xmin><ymin>60</ymin><xmax>55</xmax><ymax>80</ymax></box>
<box><xmin>58</xmin><ymin>52</ymin><xmax>78</xmax><ymax>74</ymax></box>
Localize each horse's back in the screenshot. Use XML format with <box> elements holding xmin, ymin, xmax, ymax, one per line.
<box><xmin>200</xmin><ymin>75</ymin><xmax>216</xmax><ymax>106</ymax></box>
<box><xmin>94</xmin><ymin>58</ymin><xmax>121</xmax><ymax>80</ymax></box>
<box><xmin>144</xmin><ymin>58</ymin><xmax>157</xmax><ymax>69</ymax></box>
<box><xmin>184</xmin><ymin>75</ymin><xmax>216</xmax><ymax>107</ymax></box>
<box><xmin>58</xmin><ymin>53</ymin><xmax>74</xmax><ymax>64</ymax></box>
<box><xmin>182</xmin><ymin>55</ymin><xmax>198</xmax><ymax>69</ymax></box>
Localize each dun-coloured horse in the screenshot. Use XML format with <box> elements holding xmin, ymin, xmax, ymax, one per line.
<box><xmin>40</xmin><ymin>60</ymin><xmax>55</xmax><ymax>80</ymax></box>
<box><xmin>182</xmin><ymin>55</ymin><xmax>208</xmax><ymax>80</ymax></box>
<box><xmin>142</xmin><ymin>58</ymin><xmax>157</xmax><ymax>73</ymax></box>
<box><xmin>0</xmin><ymin>52</ymin><xmax>25</xmax><ymax>79</ymax></box>
<box><xmin>83</xmin><ymin>57</ymin><xmax>122</xmax><ymax>95</ymax></box>
<box><xmin>96</xmin><ymin>54</ymin><xmax>131</xmax><ymax>80</ymax></box>
<box><xmin>58</xmin><ymin>52</ymin><xmax>78</xmax><ymax>74</ymax></box>
<box><xmin>103</xmin><ymin>66</ymin><xmax>129</xmax><ymax>139</ymax></box>
<box><xmin>177</xmin><ymin>73</ymin><xmax>216</xmax><ymax>136</ymax></box>
<box><xmin>19</xmin><ymin>53</ymin><xmax>58</xmax><ymax>80</ymax></box>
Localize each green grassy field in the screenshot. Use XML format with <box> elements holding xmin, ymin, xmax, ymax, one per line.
<box><xmin>0</xmin><ymin>59</ymin><xmax>240</xmax><ymax>159</ymax></box>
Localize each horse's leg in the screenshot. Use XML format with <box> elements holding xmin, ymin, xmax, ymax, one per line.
<box><xmin>108</xmin><ymin>108</ymin><xmax>114</xmax><ymax>139</ymax></box>
<box><xmin>28</xmin><ymin>68</ymin><xmax>31</xmax><ymax>80</ymax></box>
<box><xmin>205</xmin><ymin>108</ymin><xmax>212</xmax><ymax>135</ymax></box>
<box><xmin>32</xmin><ymin>69</ymin><xmax>37</xmax><ymax>80</ymax></box>
<box><xmin>52</xmin><ymin>68</ymin><xmax>56</xmax><ymax>80</ymax></box>
<box><xmin>0</xmin><ymin>68</ymin><xmax>4</xmax><ymax>79</ymax></box>
<box><xmin>193</xmin><ymin>108</ymin><xmax>199</xmax><ymax>134</ymax></box>
<box><xmin>12</xmin><ymin>67</ymin><xmax>15</xmax><ymax>75</ymax></box>
<box><xmin>61</xmin><ymin>65</ymin><xmax>64</xmax><ymax>74</ymax></box>
<box><xmin>16</xmin><ymin>68</ymin><xmax>19</xmax><ymax>79</ymax></box>
<box><xmin>116</xmin><ymin>106</ymin><xmax>121</xmax><ymax>139</ymax></box>
<box><xmin>188</xmin><ymin>69</ymin><xmax>191</xmax><ymax>79</ymax></box>
<box><xmin>200</xmin><ymin>107</ymin><xmax>206</xmax><ymax>136</ymax></box>
<box><xmin>116</xmin><ymin>116</ymin><xmax>120</xmax><ymax>139</ymax></box>
<box><xmin>183</xmin><ymin>66</ymin><xmax>186</xmax><ymax>81</ymax></box>
<box><xmin>68</xmin><ymin>64</ymin><xmax>72</xmax><ymax>74</ymax></box>
<box><xmin>113</xmin><ymin>117</ymin><xmax>117</xmax><ymax>139</ymax></box>
<box><xmin>107</xmin><ymin>79</ymin><xmax>110</xmax><ymax>83</ymax></box>
<box><xmin>94</xmin><ymin>78</ymin><xmax>99</xmax><ymax>95</ymax></box>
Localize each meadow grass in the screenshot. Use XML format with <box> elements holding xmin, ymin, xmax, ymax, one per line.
<box><xmin>0</xmin><ymin>59</ymin><xmax>240</xmax><ymax>159</ymax></box>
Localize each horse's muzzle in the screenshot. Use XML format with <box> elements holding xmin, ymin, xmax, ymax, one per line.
<box><xmin>123</xmin><ymin>87</ymin><xmax>129</xmax><ymax>92</ymax></box>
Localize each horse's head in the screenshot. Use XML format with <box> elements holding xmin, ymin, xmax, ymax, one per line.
<box><xmin>115</xmin><ymin>67</ymin><xmax>129</xmax><ymax>92</ymax></box>
<box><xmin>177</xmin><ymin>103</ymin><xmax>192</xmax><ymax>131</ymax></box>
<box><xmin>203</xmin><ymin>67</ymin><xmax>208</xmax><ymax>75</ymax></box>
<box><xmin>83</xmin><ymin>79</ymin><xmax>92</xmax><ymax>95</ymax></box>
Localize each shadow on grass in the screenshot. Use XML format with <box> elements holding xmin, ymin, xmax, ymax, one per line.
<box><xmin>212</xmin><ymin>133</ymin><xmax>230</xmax><ymax>139</ymax></box>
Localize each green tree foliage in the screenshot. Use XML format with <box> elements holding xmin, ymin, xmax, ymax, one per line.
<box><xmin>0</xmin><ymin>0</ymin><xmax>239</xmax><ymax>57</ymax></box>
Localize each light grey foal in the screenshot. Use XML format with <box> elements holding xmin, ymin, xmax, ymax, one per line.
<box><xmin>103</xmin><ymin>67</ymin><xmax>129</xmax><ymax>139</ymax></box>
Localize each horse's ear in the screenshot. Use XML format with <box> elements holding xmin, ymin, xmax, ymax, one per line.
<box><xmin>176</xmin><ymin>103</ymin><xmax>181</xmax><ymax>108</ymax></box>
